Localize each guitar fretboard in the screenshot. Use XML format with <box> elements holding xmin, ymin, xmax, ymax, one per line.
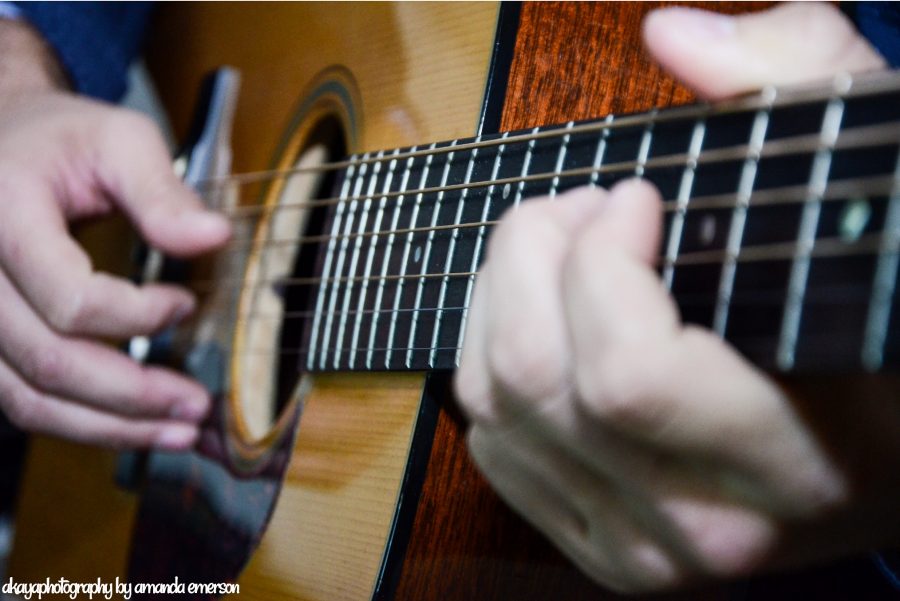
<box><xmin>295</xmin><ymin>72</ymin><xmax>900</xmax><ymax>374</ymax></box>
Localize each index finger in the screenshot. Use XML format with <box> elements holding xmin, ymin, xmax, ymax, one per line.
<box><xmin>0</xmin><ymin>183</ymin><xmax>196</xmax><ymax>337</ymax></box>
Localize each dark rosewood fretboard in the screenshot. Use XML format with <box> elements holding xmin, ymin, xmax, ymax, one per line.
<box><xmin>296</xmin><ymin>71</ymin><xmax>900</xmax><ymax>374</ymax></box>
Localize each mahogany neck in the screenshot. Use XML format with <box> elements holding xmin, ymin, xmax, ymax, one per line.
<box><xmin>299</xmin><ymin>72</ymin><xmax>900</xmax><ymax>374</ymax></box>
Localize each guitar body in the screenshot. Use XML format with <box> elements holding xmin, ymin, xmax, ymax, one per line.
<box><xmin>10</xmin><ymin>3</ymin><xmax>896</xmax><ymax>600</ymax></box>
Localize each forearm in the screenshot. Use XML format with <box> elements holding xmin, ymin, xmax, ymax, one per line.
<box><xmin>0</xmin><ymin>17</ymin><xmax>68</xmax><ymax>100</ymax></box>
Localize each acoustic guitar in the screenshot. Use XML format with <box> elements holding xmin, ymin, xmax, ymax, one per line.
<box><xmin>10</xmin><ymin>2</ymin><xmax>900</xmax><ymax>600</ymax></box>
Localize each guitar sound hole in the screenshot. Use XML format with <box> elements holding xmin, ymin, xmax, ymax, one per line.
<box><xmin>235</xmin><ymin>116</ymin><xmax>346</xmax><ymax>441</ymax></box>
<box><xmin>274</xmin><ymin>119</ymin><xmax>346</xmax><ymax>414</ymax></box>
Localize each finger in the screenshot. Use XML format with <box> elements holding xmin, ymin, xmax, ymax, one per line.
<box><xmin>478</xmin><ymin>189</ymin><xmax>606</xmax><ymax>421</ymax></box>
<box><xmin>643</xmin><ymin>3</ymin><xmax>887</xmax><ymax>100</ymax></box>
<box><xmin>469</xmin><ymin>422</ymin><xmax>680</xmax><ymax>592</ymax></box>
<box><xmin>454</xmin><ymin>263</ymin><xmax>495</xmax><ymax>422</ymax></box>
<box><xmin>92</xmin><ymin>109</ymin><xmax>231</xmax><ymax>256</ymax></box>
<box><xmin>0</xmin><ymin>358</ymin><xmax>198</xmax><ymax>451</ymax></box>
<box><xmin>0</xmin><ymin>196</ymin><xmax>198</xmax><ymax>338</ymax></box>
<box><xmin>519</xmin><ymin>393</ymin><xmax>779</xmax><ymax>579</ymax></box>
<box><xmin>571</xmin><ymin>322</ymin><xmax>845</xmax><ymax>516</ymax></box>
<box><xmin>560</xmin><ymin>181</ymin><xmax>845</xmax><ymax>511</ymax></box>
<box><xmin>0</xmin><ymin>268</ymin><xmax>209</xmax><ymax>420</ymax></box>
<box><xmin>563</xmin><ymin>178</ymin><xmax>677</xmax><ymax>356</ymax></box>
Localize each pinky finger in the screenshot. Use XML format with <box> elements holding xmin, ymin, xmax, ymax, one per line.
<box><xmin>0</xmin><ymin>359</ymin><xmax>197</xmax><ymax>450</ymax></box>
<box><xmin>468</xmin><ymin>424</ymin><xmax>673</xmax><ymax>593</ymax></box>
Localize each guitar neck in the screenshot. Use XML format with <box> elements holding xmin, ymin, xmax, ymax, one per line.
<box><xmin>300</xmin><ymin>70</ymin><xmax>900</xmax><ymax>374</ymax></box>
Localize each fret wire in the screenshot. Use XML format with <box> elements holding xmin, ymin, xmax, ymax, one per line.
<box><xmin>713</xmin><ymin>100</ymin><xmax>773</xmax><ymax>336</ymax></box>
<box><xmin>318</xmin><ymin>152</ymin><xmax>371</xmax><ymax>369</ymax></box>
<box><xmin>430</xmin><ymin>139</ymin><xmax>480</xmax><ymax>367</ymax></box>
<box><xmin>217</xmin><ymin>120</ymin><xmax>900</xmax><ymax>221</ymax></box>
<box><xmin>335</xmin><ymin>151</ymin><xmax>384</xmax><ymax>368</ymax></box>
<box><xmin>549</xmin><ymin>121</ymin><xmax>574</xmax><ymax>199</ymax></box>
<box><xmin>663</xmin><ymin>119</ymin><xmax>706</xmax><ymax>289</ymax></box>
<box><xmin>589</xmin><ymin>115</ymin><xmax>614</xmax><ymax>188</ymax></box>
<box><xmin>635</xmin><ymin>111</ymin><xmax>655</xmax><ymax>178</ymax></box>
<box><xmin>305</xmin><ymin>155</ymin><xmax>356</xmax><ymax>370</ymax></box>
<box><xmin>386</xmin><ymin>142</ymin><xmax>437</xmax><ymax>368</ymax></box>
<box><xmin>197</xmin><ymin>71</ymin><xmax>900</xmax><ymax>191</ymax></box>
<box><xmin>406</xmin><ymin>141</ymin><xmax>459</xmax><ymax>367</ymax></box>
<box><xmin>367</xmin><ymin>148</ymin><xmax>416</xmax><ymax>369</ymax></box>
<box><xmin>350</xmin><ymin>150</ymin><xmax>399</xmax><ymax>369</ymax></box>
<box><xmin>457</xmin><ymin>132</ymin><xmax>509</xmax><ymax>364</ymax></box>
<box><xmin>514</xmin><ymin>126</ymin><xmax>541</xmax><ymax>208</ymax></box>
<box><xmin>777</xmin><ymin>97</ymin><xmax>846</xmax><ymax>370</ymax></box>
<box><xmin>862</xmin><ymin>149</ymin><xmax>900</xmax><ymax>370</ymax></box>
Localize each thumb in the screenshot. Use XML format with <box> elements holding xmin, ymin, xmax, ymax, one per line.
<box><xmin>93</xmin><ymin>110</ymin><xmax>231</xmax><ymax>257</ymax></box>
<box><xmin>643</xmin><ymin>3</ymin><xmax>887</xmax><ymax>100</ymax></box>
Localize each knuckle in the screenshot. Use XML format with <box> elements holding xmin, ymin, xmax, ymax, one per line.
<box><xmin>622</xmin><ymin>544</ymin><xmax>683</xmax><ymax>592</ymax></box>
<box><xmin>666</xmin><ymin>501</ymin><xmax>775</xmax><ymax>578</ymax></box>
<box><xmin>695</xmin><ymin>520</ymin><xmax>774</xmax><ymax>578</ymax></box>
<box><xmin>107</xmin><ymin>109</ymin><xmax>160</xmax><ymax>141</ymax></box>
<box><xmin>46</xmin><ymin>286</ymin><xmax>89</xmax><ymax>334</ymax></box>
<box><xmin>487</xmin><ymin>330</ymin><xmax>567</xmax><ymax>404</ymax></box>
<box><xmin>570</xmin><ymin>541</ymin><xmax>676</xmax><ymax>595</ymax></box>
<box><xmin>3</xmin><ymin>387</ymin><xmax>43</xmax><ymax>431</ymax></box>
<box><xmin>453</xmin><ymin>367</ymin><xmax>488</xmax><ymax>414</ymax></box>
<box><xmin>576</xmin><ymin>347</ymin><xmax>667</xmax><ymax>432</ymax></box>
<box><xmin>22</xmin><ymin>344</ymin><xmax>70</xmax><ymax>391</ymax></box>
<box><xmin>132</xmin><ymin>367</ymin><xmax>173</xmax><ymax>416</ymax></box>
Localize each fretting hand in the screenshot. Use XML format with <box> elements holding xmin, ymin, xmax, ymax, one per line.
<box><xmin>455</xmin><ymin>3</ymin><xmax>900</xmax><ymax>591</ymax></box>
<box><xmin>0</xmin><ymin>19</ymin><xmax>230</xmax><ymax>450</ymax></box>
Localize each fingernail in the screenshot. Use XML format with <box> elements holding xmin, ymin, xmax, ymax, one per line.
<box><xmin>184</xmin><ymin>210</ymin><xmax>231</xmax><ymax>240</ymax></box>
<box><xmin>156</xmin><ymin>425</ymin><xmax>198</xmax><ymax>450</ymax></box>
<box><xmin>609</xmin><ymin>178</ymin><xmax>648</xmax><ymax>204</ymax></box>
<box><xmin>665</xmin><ymin>8</ymin><xmax>735</xmax><ymax>39</ymax></box>
<box><xmin>173</xmin><ymin>298</ymin><xmax>196</xmax><ymax>322</ymax></box>
<box><xmin>170</xmin><ymin>394</ymin><xmax>210</xmax><ymax>421</ymax></box>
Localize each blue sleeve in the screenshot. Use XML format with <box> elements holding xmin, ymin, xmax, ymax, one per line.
<box><xmin>13</xmin><ymin>1</ymin><xmax>155</xmax><ymax>102</ymax></box>
<box><xmin>846</xmin><ymin>1</ymin><xmax>900</xmax><ymax>68</ymax></box>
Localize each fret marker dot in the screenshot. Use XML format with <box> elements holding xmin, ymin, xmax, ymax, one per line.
<box><xmin>699</xmin><ymin>215</ymin><xmax>716</xmax><ymax>247</ymax></box>
<box><xmin>839</xmin><ymin>197</ymin><xmax>871</xmax><ymax>243</ymax></box>
<box><xmin>414</xmin><ymin>246</ymin><xmax>422</xmax><ymax>264</ymax></box>
<box><xmin>503</xmin><ymin>183</ymin><xmax>511</xmax><ymax>199</ymax></box>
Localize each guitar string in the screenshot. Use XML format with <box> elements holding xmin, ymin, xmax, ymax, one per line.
<box><xmin>193</xmin><ymin>71</ymin><xmax>900</xmax><ymax>193</ymax></box>
<box><xmin>189</xmin><ymin>229</ymin><xmax>894</xmax><ymax>334</ymax></box>
<box><xmin>203</xmin><ymin>120</ymin><xmax>900</xmax><ymax>221</ymax></box>
<box><xmin>224</xmin><ymin>325</ymin><xmax>885</xmax><ymax>361</ymax></box>
<box><xmin>213</xmin><ymin>173</ymin><xmax>898</xmax><ymax>255</ymax></box>
<box><xmin>137</xmin><ymin>75</ymin><xmax>893</xmax><ymax>366</ymax></box>
<box><xmin>195</xmin><ymin>281</ymin><xmax>897</xmax><ymax>364</ymax></box>
<box><xmin>186</xmin><ymin>185</ymin><xmax>893</xmax><ymax>292</ymax></box>
<box><xmin>196</xmin><ymin>284</ymin><xmax>885</xmax><ymax>327</ymax></box>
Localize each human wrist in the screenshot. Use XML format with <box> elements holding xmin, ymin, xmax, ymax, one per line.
<box><xmin>0</xmin><ymin>17</ymin><xmax>69</xmax><ymax>106</ymax></box>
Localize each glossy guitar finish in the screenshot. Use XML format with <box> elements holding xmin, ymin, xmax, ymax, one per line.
<box><xmin>11</xmin><ymin>3</ymin><xmax>898</xmax><ymax>600</ymax></box>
